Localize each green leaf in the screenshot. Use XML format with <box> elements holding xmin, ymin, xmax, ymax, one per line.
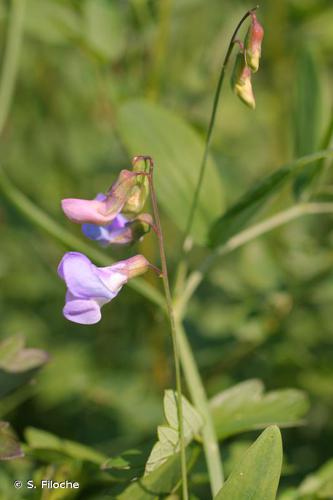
<box><xmin>117</xmin><ymin>99</ymin><xmax>224</xmax><ymax>245</ymax></box>
<box><xmin>25</xmin><ymin>427</ymin><xmax>106</xmax><ymax>465</ymax></box>
<box><xmin>164</xmin><ymin>390</ymin><xmax>203</xmax><ymax>439</ymax></box>
<box><xmin>209</xmin><ymin>149</ymin><xmax>333</xmax><ymax>248</ymax></box>
<box><xmin>214</xmin><ymin>426</ymin><xmax>282</xmax><ymax>500</ymax></box>
<box><xmin>210</xmin><ymin>380</ymin><xmax>309</xmax><ymax>440</ymax></box>
<box><xmin>0</xmin><ymin>421</ymin><xmax>24</xmax><ymax>461</ymax></box>
<box><xmin>83</xmin><ymin>0</ymin><xmax>126</xmax><ymax>61</ymax></box>
<box><xmin>25</xmin><ymin>0</ymin><xmax>81</xmax><ymax>45</ymax></box>
<box><xmin>0</xmin><ymin>334</ymin><xmax>25</xmax><ymax>366</ymax></box>
<box><xmin>293</xmin><ymin>48</ymin><xmax>321</xmax><ymax>160</ymax></box>
<box><xmin>0</xmin><ymin>335</ymin><xmax>49</xmax><ymax>373</ymax></box>
<box><xmin>298</xmin><ymin>459</ymin><xmax>333</xmax><ymax>498</ymax></box>
<box><xmin>118</xmin><ymin>448</ymin><xmax>197</xmax><ymax>500</ymax></box>
<box><xmin>145</xmin><ymin>390</ymin><xmax>203</xmax><ymax>474</ymax></box>
<box><xmin>292</xmin><ymin>47</ymin><xmax>322</xmax><ymax>198</ymax></box>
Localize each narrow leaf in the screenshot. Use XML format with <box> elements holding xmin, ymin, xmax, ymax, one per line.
<box><xmin>292</xmin><ymin>47</ymin><xmax>322</xmax><ymax>197</ymax></box>
<box><xmin>209</xmin><ymin>149</ymin><xmax>333</xmax><ymax>248</ymax></box>
<box><xmin>25</xmin><ymin>427</ymin><xmax>106</xmax><ymax>465</ymax></box>
<box><xmin>214</xmin><ymin>426</ymin><xmax>283</xmax><ymax>500</ymax></box>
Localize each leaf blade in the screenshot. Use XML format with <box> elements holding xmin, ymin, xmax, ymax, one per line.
<box><xmin>117</xmin><ymin>99</ymin><xmax>224</xmax><ymax>245</ymax></box>
<box><xmin>209</xmin><ymin>149</ymin><xmax>333</xmax><ymax>248</ymax></box>
<box><xmin>210</xmin><ymin>380</ymin><xmax>309</xmax><ymax>440</ymax></box>
<box><xmin>214</xmin><ymin>426</ymin><xmax>283</xmax><ymax>500</ymax></box>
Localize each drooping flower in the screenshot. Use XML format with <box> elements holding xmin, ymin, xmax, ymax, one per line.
<box><xmin>81</xmin><ymin>197</ymin><xmax>153</xmax><ymax>246</ymax></box>
<box><xmin>61</xmin><ymin>170</ymin><xmax>139</xmax><ymax>225</ymax></box>
<box><xmin>245</xmin><ymin>13</ymin><xmax>264</xmax><ymax>73</ymax></box>
<box><xmin>231</xmin><ymin>52</ymin><xmax>256</xmax><ymax>109</ymax></box>
<box><xmin>58</xmin><ymin>252</ymin><xmax>149</xmax><ymax>324</ymax></box>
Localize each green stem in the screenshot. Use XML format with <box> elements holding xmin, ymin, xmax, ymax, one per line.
<box><xmin>177</xmin><ymin>202</ymin><xmax>333</xmax><ymax>318</ymax></box>
<box><xmin>145</xmin><ymin>157</ymin><xmax>188</xmax><ymax>500</ymax></box>
<box><xmin>175</xmin><ymin>320</ymin><xmax>224</xmax><ymax>497</ymax></box>
<box><xmin>182</xmin><ymin>6</ymin><xmax>258</xmax><ymax>246</ymax></box>
<box><xmin>0</xmin><ymin>0</ymin><xmax>26</xmax><ymax>135</ymax></box>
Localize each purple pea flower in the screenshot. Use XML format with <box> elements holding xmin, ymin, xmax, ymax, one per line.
<box><xmin>82</xmin><ymin>207</ymin><xmax>130</xmax><ymax>246</ymax></box>
<box><xmin>58</xmin><ymin>252</ymin><xmax>149</xmax><ymax>325</ymax></box>
<box><xmin>82</xmin><ymin>210</ymin><xmax>153</xmax><ymax>247</ymax></box>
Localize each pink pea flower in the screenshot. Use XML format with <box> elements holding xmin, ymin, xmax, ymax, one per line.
<box><xmin>61</xmin><ymin>170</ymin><xmax>139</xmax><ymax>225</ymax></box>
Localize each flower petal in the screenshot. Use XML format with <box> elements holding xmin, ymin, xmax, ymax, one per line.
<box><xmin>58</xmin><ymin>252</ymin><xmax>116</xmax><ymax>300</ymax></box>
<box><xmin>63</xmin><ymin>298</ymin><xmax>102</xmax><ymax>324</ymax></box>
<box><xmin>61</xmin><ymin>198</ymin><xmax>112</xmax><ymax>225</ymax></box>
<box><xmin>82</xmin><ymin>214</ymin><xmax>129</xmax><ymax>246</ymax></box>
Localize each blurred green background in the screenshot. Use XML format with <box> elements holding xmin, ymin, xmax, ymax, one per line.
<box><xmin>0</xmin><ymin>0</ymin><xmax>333</xmax><ymax>498</ymax></box>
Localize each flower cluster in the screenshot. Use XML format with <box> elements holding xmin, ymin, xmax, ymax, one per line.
<box><xmin>58</xmin><ymin>158</ymin><xmax>154</xmax><ymax>325</ymax></box>
<box><xmin>231</xmin><ymin>13</ymin><xmax>264</xmax><ymax>108</ymax></box>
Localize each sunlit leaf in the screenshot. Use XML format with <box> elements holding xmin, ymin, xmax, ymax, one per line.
<box><xmin>0</xmin><ymin>335</ymin><xmax>49</xmax><ymax>373</ymax></box>
<box><xmin>145</xmin><ymin>390</ymin><xmax>203</xmax><ymax>474</ymax></box>
<box><xmin>214</xmin><ymin>426</ymin><xmax>282</xmax><ymax>500</ymax></box>
<box><xmin>210</xmin><ymin>380</ymin><xmax>309</xmax><ymax>439</ymax></box>
<box><xmin>164</xmin><ymin>390</ymin><xmax>203</xmax><ymax>439</ymax></box>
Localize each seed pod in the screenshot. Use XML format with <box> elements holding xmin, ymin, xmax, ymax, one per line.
<box><xmin>231</xmin><ymin>52</ymin><xmax>256</xmax><ymax>109</ymax></box>
<box><xmin>245</xmin><ymin>13</ymin><xmax>264</xmax><ymax>73</ymax></box>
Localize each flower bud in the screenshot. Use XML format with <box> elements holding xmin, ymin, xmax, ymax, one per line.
<box><xmin>122</xmin><ymin>157</ymin><xmax>150</xmax><ymax>216</ymax></box>
<box><xmin>231</xmin><ymin>52</ymin><xmax>256</xmax><ymax>109</ymax></box>
<box><xmin>245</xmin><ymin>14</ymin><xmax>264</xmax><ymax>73</ymax></box>
<box><xmin>105</xmin><ymin>169</ymin><xmax>140</xmax><ymax>215</ymax></box>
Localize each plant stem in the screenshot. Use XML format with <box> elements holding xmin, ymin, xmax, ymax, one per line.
<box><xmin>145</xmin><ymin>157</ymin><xmax>188</xmax><ymax>500</ymax></box>
<box><xmin>0</xmin><ymin>0</ymin><xmax>26</xmax><ymax>136</ymax></box>
<box><xmin>182</xmin><ymin>6</ymin><xmax>258</xmax><ymax>246</ymax></box>
<box><xmin>175</xmin><ymin>320</ymin><xmax>224</xmax><ymax>496</ymax></box>
<box><xmin>176</xmin><ymin>202</ymin><xmax>333</xmax><ymax>318</ymax></box>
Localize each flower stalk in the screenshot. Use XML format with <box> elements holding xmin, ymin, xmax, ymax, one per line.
<box><xmin>137</xmin><ymin>156</ymin><xmax>189</xmax><ymax>500</ymax></box>
<box><xmin>182</xmin><ymin>6</ymin><xmax>259</xmax><ymax>246</ymax></box>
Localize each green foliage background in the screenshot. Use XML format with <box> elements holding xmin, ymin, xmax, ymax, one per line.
<box><xmin>0</xmin><ymin>0</ymin><xmax>333</xmax><ymax>498</ymax></box>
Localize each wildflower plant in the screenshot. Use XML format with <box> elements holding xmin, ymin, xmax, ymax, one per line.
<box><xmin>1</xmin><ymin>2</ymin><xmax>333</xmax><ymax>500</ymax></box>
